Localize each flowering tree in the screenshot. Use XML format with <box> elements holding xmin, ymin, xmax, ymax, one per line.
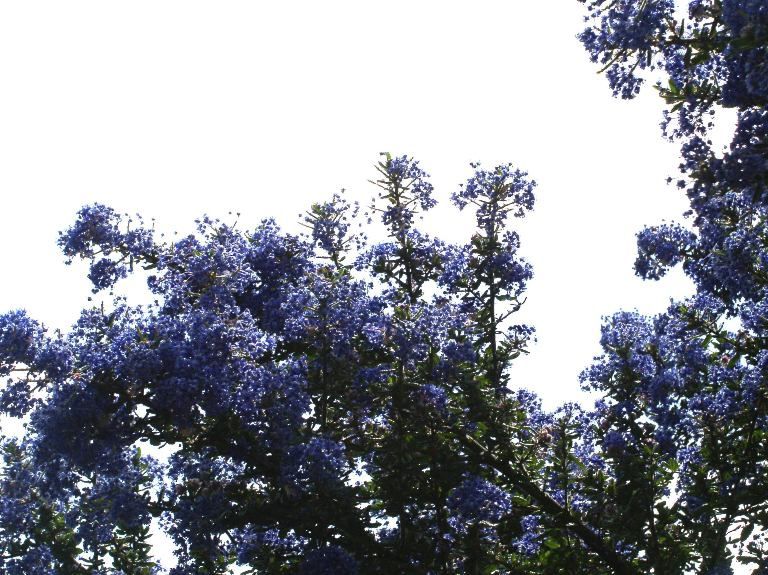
<box><xmin>1</xmin><ymin>1</ymin><xmax>767</xmax><ymax>574</ymax></box>
<box><xmin>578</xmin><ymin>0</ymin><xmax>768</xmax><ymax>573</ymax></box>
<box><xmin>0</xmin><ymin>146</ymin><xmax>647</xmax><ymax>574</ymax></box>
<box><xmin>0</xmin><ymin>154</ymin><xmax>540</xmax><ymax>574</ymax></box>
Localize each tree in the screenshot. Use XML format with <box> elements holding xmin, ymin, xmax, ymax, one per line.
<box><xmin>0</xmin><ymin>156</ymin><xmax>528</xmax><ymax>574</ymax></box>
<box><xmin>0</xmin><ymin>149</ymin><xmax>644</xmax><ymax>574</ymax></box>
<box><xmin>1</xmin><ymin>1</ymin><xmax>767</xmax><ymax>573</ymax></box>
<box><xmin>577</xmin><ymin>0</ymin><xmax>768</xmax><ymax>572</ymax></box>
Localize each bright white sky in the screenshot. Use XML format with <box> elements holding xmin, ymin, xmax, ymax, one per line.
<box><xmin>0</xmin><ymin>1</ymin><xmax>702</xmax><ymax>415</ymax></box>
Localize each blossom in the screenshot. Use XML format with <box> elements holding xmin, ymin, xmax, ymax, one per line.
<box><xmin>446</xmin><ymin>475</ymin><xmax>512</xmax><ymax>537</ymax></box>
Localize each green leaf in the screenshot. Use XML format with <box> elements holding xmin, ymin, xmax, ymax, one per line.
<box><xmin>740</xmin><ymin>522</ymin><xmax>755</xmax><ymax>542</ymax></box>
<box><xmin>543</xmin><ymin>538</ymin><xmax>561</xmax><ymax>550</ymax></box>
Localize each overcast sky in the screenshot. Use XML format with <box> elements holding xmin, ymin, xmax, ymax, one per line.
<box><xmin>0</xmin><ymin>1</ymin><xmax>718</xmax><ymax>411</ymax></box>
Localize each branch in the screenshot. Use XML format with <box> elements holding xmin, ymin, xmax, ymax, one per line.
<box><xmin>456</xmin><ymin>431</ymin><xmax>639</xmax><ymax>575</ymax></box>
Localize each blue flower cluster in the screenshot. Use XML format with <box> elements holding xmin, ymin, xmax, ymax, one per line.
<box><xmin>446</xmin><ymin>475</ymin><xmax>512</xmax><ymax>538</ymax></box>
<box><xmin>579</xmin><ymin>0</ymin><xmax>768</xmax><ymax>133</ymax></box>
<box><xmin>635</xmin><ymin>223</ymin><xmax>697</xmax><ymax>280</ymax></box>
<box><xmin>452</xmin><ymin>162</ymin><xmax>536</xmax><ymax>222</ymax></box>
<box><xmin>721</xmin><ymin>0</ymin><xmax>768</xmax><ymax>107</ymax></box>
<box><xmin>302</xmin><ymin>192</ymin><xmax>362</xmax><ymax>264</ymax></box>
<box><xmin>373</xmin><ymin>154</ymin><xmax>436</xmax><ymax>235</ymax></box>
<box><xmin>0</xmin><ymin>311</ymin><xmax>72</xmax><ymax>417</ymax></box>
<box><xmin>59</xmin><ymin>203</ymin><xmax>156</xmax><ymax>292</ymax></box>
<box><xmin>282</xmin><ymin>437</ymin><xmax>349</xmax><ymax>493</ymax></box>
<box><xmin>383</xmin><ymin>155</ymin><xmax>436</xmax><ymax>212</ymax></box>
<box><xmin>299</xmin><ymin>546</ymin><xmax>358</xmax><ymax>575</ymax></box>
<box><xmin>578</xmin><ymin>0</ymin><xmax>676</xmax><ymax>98</ymax></box>
<box><xmin>513</xmin><ymin>514</ymin><xmax>542</xmax><ymax>555</ymax></box>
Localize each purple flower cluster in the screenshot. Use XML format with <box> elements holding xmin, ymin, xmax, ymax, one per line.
<box><xmin>58</xmin><ymin>203</ymin><xmax>155</xmax><ymax>292</ymax></box>
<box><xmin>358</xmin><ymin>229</ymin><xmax>446</xmax><ymax>301</ymax></box>
<box><xmin>413</xmin><ymin>383</ymin><xmax>449</xmax><ymax>415</ymax></box>
<box><xmin>235</xmin><ymin>527</ymin><xmax>306</xmax><ymax>564</ymax></box>
<box><xmin>0</xmin><ymin>311</ymin><xmax>73</xmax><ymax>417</ymax></box>
<box><xmin>602</xmin><ymin>430</ymin><xmax>628</xmax><ymax>458</ymax></box>
<box><xmin>513</xmin><ymin>514</ymin><xmax>542</xmax><ymax>555</ymax></box>
<box><xmin>299</xmin><ymin>546</ymin><xmax>358</xmax><ymax>575</ymax></box>
<box><xmin>579</xmin><ymin>0</ymin><xmax>768</xmax><ymax>132</ymax></box>
<box><xmin>446</xmin><ymin>475</ymin><xmax>512</xmax><ymax>536</ymax></box>
<box><xmin>0</xmin><ymin>310</ymin><xmax>40</xmax><ymax>366</ymax></box>
<box><xmin>578</xmin><ymin>0</ymin><xmax>675</xmax><ymax>98</ymax></box>
<box><xmin>373</xmin><ymin>155</ymin><xmax>437</xmax><ymax>237</ymax></box>
<box><xmin>721</xmin><ymin>0</ymin><xmax>768</xmax><ymax>107</ymax></box>
<box><xmin>282</xmin><ymin>437</ymin><xmax>349</xmax><ymax>492</ymax></box>
<box><xmin>302</xmin><ymin>192</ymin><xmax>362</xmax><ymax>263</ymax></box>
<box><xmin>635</xmin><ymin>223</ymin><xmax>697</xmax><ymax>280</ymax></box>
<box><xmin>452</xmin><ymin>162</ymin><xmax>535</xmax><ymax>223</ymax></box>
<box><xmin>383</xmin><ymin>155</ymin><xmax>436</xmax><ymax>212</ymax></box>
